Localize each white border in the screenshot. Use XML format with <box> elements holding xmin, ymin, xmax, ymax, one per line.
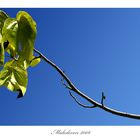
<box><xmin>0</xmin><ymin>0</ymin><xmax>140</xmax><ymax>8</ymax></box>
<box><xmin>0</xmin><ymin>126</ymin><xmax>139</xmax><ymax>140</ymax></box>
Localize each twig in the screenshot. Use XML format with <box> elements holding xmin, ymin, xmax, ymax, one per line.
<box><xmin>61</xmin><ymin>78</ymin><xmax>72</xmax><ymax>90</ymax></box>
<box><xmin>34</xmin><ymin>48</ymin><xmax>140</xmax><ymax>120</ymax></box>
<box><xmin>69</xmin><ymin>91</ymin><xmax>96</xmax><ymax>108</ymax></box>
<box><xmin>101</xmin><ymin>92</ymin><xmax>106</xmax><ymax>106</ymax></box>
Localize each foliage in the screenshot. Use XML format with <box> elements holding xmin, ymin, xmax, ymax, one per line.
<box><xmin>0</xmin><ymin>10</ymin><xmax>40</xmax><ymax>98</ymax></box>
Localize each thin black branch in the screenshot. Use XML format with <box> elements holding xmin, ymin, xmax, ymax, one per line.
<box><xmin>69</xmin><ymin>91</ymin><xmax>96</xmax><ymax>108</ymax></box>
<box><xmin>34</xmin><ymin>48</ymin><xmax>140</xmax><ymax>120</ymax></box>
<box><xmin>61</xmin><ymin>78</ymin><xmax>72</xmax><ymax>90</ymax></box>
<box><xmin>101</xmin><ymin>92</ymin><xmax>106</xmax><ymax>106</ymax></box>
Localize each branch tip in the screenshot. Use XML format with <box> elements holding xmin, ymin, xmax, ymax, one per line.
<box><xmin>101</xmin><ymin>92</ymin><xmax>106</xmax><ymax>106</ymax></box>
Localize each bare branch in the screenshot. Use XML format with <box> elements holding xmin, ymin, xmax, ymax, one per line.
<box><xmin>61</xmin><ymin>78</ymin><xmax>72</xmax><ymax>90</ymax></box>
<box><xmin>34</xmin><ymin>48</ymin><xmax>140</xmax><ymax>120</ymax></box>
<box><xmin>69</xmin><ymin>91</ymin><xmax>96</xmax><ymax>108</ymax></box>
<box><xmin>101</xmin><ymin>92</ymin><xmax>106</xmax><ymax>106</ymax></box>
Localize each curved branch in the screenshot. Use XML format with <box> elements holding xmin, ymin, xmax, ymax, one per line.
<box><xmin>34</xmin><ymin>48</ymin><xmax>140</xmax><ymax>120</ymax></box>
<box><xmin>69</xmin><ymin>91</ymin><xmax>96</xmax><ymax>108</ymax></box>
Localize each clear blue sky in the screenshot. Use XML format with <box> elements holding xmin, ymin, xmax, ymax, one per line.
<box><xmin>1</xmin><ymin>8</ymin><xmax>140</xmax><ymax>125</ymax></box>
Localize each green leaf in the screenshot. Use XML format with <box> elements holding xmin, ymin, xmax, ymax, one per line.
<box><xmin>0</xmin><ymin>28</ymin><xmax>4</xmax><ymax>65</ymax></box>
<box><xmin>0</xmin><ymin>10</ymin><xmax>9</xmax><ymax>31</ymax></box>
<box><xmin>30</xmin><ymin>57</ymin><xmax>41</xmax><ymax>67</ymax></box>
<box><xmin>2</xmin><ymin>18</ymin><xmax>18</xmax><ymax>58</ymax></box>
<box><xmin>0</xmin><ymin>10</ymin><xmax>39</xmax><ymax>97</ymax></box>
<box><xmin>0</xmin><ymin>60</ymin><xmax>28</xmax><ymax>97</ymax></box>
<box><xmin>0</xmin><ymin>42</ymin><xmax>4</xmax><ymax>65</ymax></box>
<box><xmin>16</xmin><ymin>11</ymin><xmax>37</xmax><ymax>63</ymax></box>
<box><xmin>0</xmin><ymin>69</ymin><xmax>9</xmax><ymax>85</ymax></box>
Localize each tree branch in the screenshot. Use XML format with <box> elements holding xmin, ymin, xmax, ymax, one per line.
<box><xmin>34</xmin><ymin>48</ymin><xmax>140</xmax><ymax>120</ymax></box>
<box><xmin>69</xmin><ymin>91</ymin><xmax>96</xmax><ymax>108</ymax></box>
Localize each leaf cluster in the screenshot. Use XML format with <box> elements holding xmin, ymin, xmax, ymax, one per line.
<box><xmin>0</xmin><ymin>10</ymin><xmax>40</xmax><ymax>98</ymax></box>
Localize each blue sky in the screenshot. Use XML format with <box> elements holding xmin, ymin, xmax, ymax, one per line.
<box><xmin>1</xmin><ymin>8</ymin><xmax>140</xmax><ymax>125</ymax></box>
